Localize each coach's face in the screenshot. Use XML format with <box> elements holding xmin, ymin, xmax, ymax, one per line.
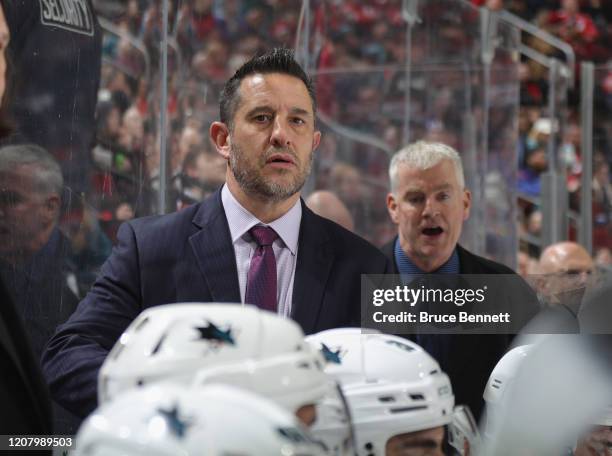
<box><xmin>215</xmin><ymin>73</ymin><xmax>321</xmax><ymax>203</ymax></box>
<box><xmin>387</xmin><ymin>160</ymin><xmax>471</xmax><ymax>272</ymax></box>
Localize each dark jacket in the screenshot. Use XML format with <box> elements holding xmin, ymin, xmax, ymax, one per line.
<box><xmin>43</xmin><ymin>189</ymin><xmax>391</xmax><ymax>418</ymax></box>
<box><xmin>0</xmin><ymin>278</ymin><xmax>52</xmax><ymax>454</ymax></box>
<box><xmin>381</xmin><ymin>238</ymin><xmax>539</xmax><ymax>421</ymax></box>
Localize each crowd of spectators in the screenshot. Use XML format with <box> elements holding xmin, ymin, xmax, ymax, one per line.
<box><xmin>78</xmin><ymin>0</ymin><xmax>610</xmax><ymax>276</ymax></box>
<box><xmin>496</xmin><ymin>0</ymin><xmax>612</xmax><ymax>270</ymax></box>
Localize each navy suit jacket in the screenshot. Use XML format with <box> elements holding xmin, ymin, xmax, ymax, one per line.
<box><xmin>42</xmin><ymin>189</ymin><xmax>390</xmax><ymax>417</ymax></box>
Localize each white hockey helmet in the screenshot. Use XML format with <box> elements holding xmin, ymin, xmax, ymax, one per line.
<box><xmin>306</xmin><ymin>328</ymin><xmax>460</xmax><ymax>456</ymax></box>
<box><xmin>99</xmin><ymin>304</ymin><xmax>329</xmax><ymax>415</ymax></box>
<box><xmin>75</xmin><ymin>383</ymin><xmax>327</xmax><ymax>456</ymax></box>
<box><xmin>480</xmin><ymin>336</ymin><xmax>612</xmax><ymax>456</ymax></box>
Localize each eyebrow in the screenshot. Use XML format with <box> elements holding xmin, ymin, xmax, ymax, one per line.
<box><xmin>432</xmin><ymin>183</ymin><xmax>453</xmax><ymax>191</ymax></box>
<box><xmin>289</xmin><ymin>107</ymin><xmax>312</xmax><ymax>117</ymax></box>
<box><xmin>404</xmin><ymin>183</ymin><xmax>454</xmax><ymax>193</ymax></box>
<box><xmin>244</xmin><ymin>105</ymin><xmax>313</xmax><ymax>118</ymax></box>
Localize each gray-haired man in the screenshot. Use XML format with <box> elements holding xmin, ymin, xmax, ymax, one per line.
<box><xmin>381</xmin><ymin>140</ymin><xmax>538</xmax><ymax>421</ymax></box>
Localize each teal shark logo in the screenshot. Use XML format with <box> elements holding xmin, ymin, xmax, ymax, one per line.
<box><xmin>157</xmin><ymin>404</ymin><xmax>192</xmax><ymax>438</ymax></box>
<box><xmin>196</xmin><ymin>321</ymin><xmax>235</xmax><ymax>346</ymax></box>
<box><xmin>320</xmin><ymin>343</ymin><xmax>343</xmax><ymax>364</ymax></box>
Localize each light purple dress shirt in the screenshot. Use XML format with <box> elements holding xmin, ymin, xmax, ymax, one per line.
<box><xmin>221</xmin><ymin>184</ymin><xmax>300</xmax><ymax>317</ymax></box>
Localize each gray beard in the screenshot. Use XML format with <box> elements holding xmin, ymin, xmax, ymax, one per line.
<box><xmin>229</xmin><ymin>143</ymin><xmax>312</xmax><ymax>203</ymax></box>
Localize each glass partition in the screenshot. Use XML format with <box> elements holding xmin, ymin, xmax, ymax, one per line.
<box><xmin>591</xmin><ymin>64</ymin><xmax>612</xmax><ymax>270</ymax></box>
<box><xmin>297</xmin><ymin>0</ymin><xmax>522</xmax><ymax>265</ymax></box>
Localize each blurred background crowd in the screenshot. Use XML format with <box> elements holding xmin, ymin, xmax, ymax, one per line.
<box><xmin>80</xmin><ymin>0</ymin><xmax>611</xmax><ymax>282</ymax></box>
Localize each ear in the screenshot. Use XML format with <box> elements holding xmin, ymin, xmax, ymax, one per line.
<box><xmin>312</xmin><ymin>130</ymin><xmax>321</xmax><ymax>151</ymax></box>
<box><xmin>462</xmin><ymin>189</ymin><xmax>472</xmax><ymax>221</ymax></box>
<box><xmin>42</xmin><ymin>194</ymin><xmax>60</xmax><ymax>224</ymax></box>
<box><xmin>210</xmin><ymin>121</ymin><xmax>231</xmax><ymax>160</ymax></box>
<box><xmin>386</xmin><ymin>192</ymin><xmax>399</xmax><ymax>224</ymax></box>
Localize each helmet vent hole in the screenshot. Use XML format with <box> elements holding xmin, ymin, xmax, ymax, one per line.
<box><xmin>430</xmin><ymin>369</ymin><xmax>439</xmax><ymax>375</ymax></box>
<box><xmin>133</xmin><ymin>317</ymin><xmax>150</xmax><ymax>332</ymax></box>
<box><xmin>137</xmin><ymin>379</ymin><xmax>145</xmax><ymax>387</ymax></box>
<box><xmin>390</xmin><ymin>406</ymin><xmax>428</xmax><ymax>414</ymax></box>
<box><xmin>409</xmin><ymin>394</ymin><xmax>425</xmax><ymax>401</ymax></box>
<box><xmin>378</xmin><ymin>396</ymin><xmax>396</xmax><ymax>403</ymax></box>
<box><xmin>150</xmin><ymin>334</ymin><xmax>167</xmax><ymax>356</ymax></box>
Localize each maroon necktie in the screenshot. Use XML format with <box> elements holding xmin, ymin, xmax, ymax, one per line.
<box><xmin>245</xmin><ymin>226</ymin><xmax>279</xmax><ymax>312</ymax></box>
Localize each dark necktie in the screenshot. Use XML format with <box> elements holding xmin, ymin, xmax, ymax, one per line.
<box><xmin>245</xmin><ymin>226</ymin><xmax>278</xmax><ymax>312</ymax></box>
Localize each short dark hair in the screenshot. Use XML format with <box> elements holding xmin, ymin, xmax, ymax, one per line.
<box><xmin>219</xmin><ymin>48</ymin><xmax>316</xmax><ymax>128</ymax></box>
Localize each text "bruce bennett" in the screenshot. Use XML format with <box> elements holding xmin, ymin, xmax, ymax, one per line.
<box><xmin>373</xmin><ymin>311</ymin><xmax>511</xmax><ymax>324</ymax></box>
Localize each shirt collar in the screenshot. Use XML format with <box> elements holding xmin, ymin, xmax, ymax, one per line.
<box><xmin>394</xmin><ymin>237</ymin><xmax>460</xmax><ymax>274</ymax></box>
<box><xmin>221</xmin><ymin>184</ymin><xmax>301</xmax><ymax>255</ymax></box>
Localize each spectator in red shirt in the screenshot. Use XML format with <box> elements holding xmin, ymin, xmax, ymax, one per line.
<box><xmin>548</xmin><ymin>0</ymin><xmax>601</xmax><ymax>60</ymax></box>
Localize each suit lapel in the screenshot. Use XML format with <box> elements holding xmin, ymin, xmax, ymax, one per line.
<box><xmin>291</xmin><ymin>203</ymin><xmax>334</xmax><ymax>334</ymax></box>
<box><xmin>189</xmin><ymin>190</ymin><xmax>241</xmax><ymax>303</ymax></box>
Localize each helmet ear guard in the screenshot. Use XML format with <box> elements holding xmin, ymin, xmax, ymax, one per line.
<box><xmin>309</xmin><ymin>381</ymin><xmax>357</xmax><ymax>455</ymax></box>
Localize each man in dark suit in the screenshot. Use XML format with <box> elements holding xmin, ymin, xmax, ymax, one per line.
<box><xmin>42</xmin><ymin>48</ymin><xmax>390</xmax><ymax>419</ymax></box>
<box><xmin>381</xmin><ymin>140</ymin><xmax>538</xmax><ymax>421</ymax></box>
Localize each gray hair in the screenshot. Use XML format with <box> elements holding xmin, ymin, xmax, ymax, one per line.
<box><xmin>389</xmin><ymin>141</ymin><xmax>465</xmax><ymax>192</ymax></box>
<box><xmin>0</xmin><ymin>143</ymin><xmax>64</xmax><ymax>195</ymax></box>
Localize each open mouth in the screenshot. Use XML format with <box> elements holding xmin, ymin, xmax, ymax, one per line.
<box><xmin>266</xmin><ymin>153</ymin><xmax>296</xmax><ymax>166</ymax></box>
<box><xmin>422</xmin><ymin>226</ymin><xmax>444</xmax><ymax>236</ymax></box>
